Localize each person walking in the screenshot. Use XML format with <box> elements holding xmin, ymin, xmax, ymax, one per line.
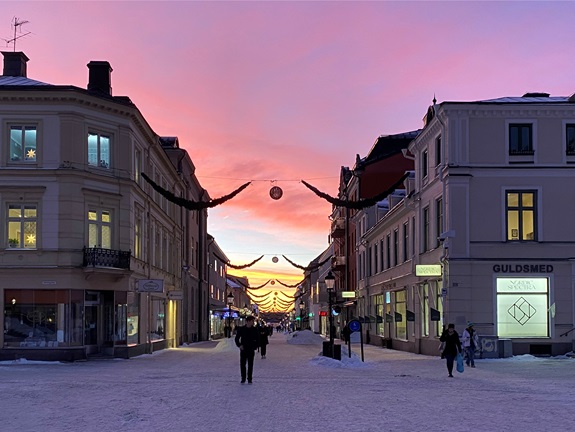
<box><xmin>235</xmin><ymin>315</ymin><xmax>259</xmax><ymax>384</ymax></box>
<box><xmin>258</xmin><ymin>323</ymin><xmax>269</xmax><ymax>359</ymax></box>
<box><xmin>461</xmin><ymin>322</ymin><xmax>480</xmax><ymax>368</ymax></box>
<box><xmin>439</xmin><ymin>323</ymin><xmax>462</xmax><ymax>378</ymax></box>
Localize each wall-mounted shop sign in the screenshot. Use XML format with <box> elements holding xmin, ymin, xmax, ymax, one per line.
<box><xmin>406</xmin><ymin>310</ymin><xmax>415</xmax><ymax>322</ymax></box>
<box><xmin>341</xmin><ymin>291</ymin><xmax>356</xmax><ymax>298</ymax></box>
<box><xmin>137</xmin><ymin>279</ymin><xmax>164</xmax><ymax>293</ymax></box>
<box><xmin>493</xmin><ymin>264</ymin><xmax>553</xmax><ymax>273</ymax></box>
<box><xmin>415</xmin><ymin>264</ymin><xmax>442</xmax><ymax>277</ymax></box>
<box><xmin>168</xmin><ymin>290</ymin><xmax>184</xmax><ymax>300</ymax></box>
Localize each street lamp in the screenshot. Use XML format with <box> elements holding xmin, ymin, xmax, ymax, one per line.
<box><xmin>325</xmin><ymin>271</ymin><xmax>335</xmax><ymax>357</ymax></box>
<box><xmin>299</xmin><ymin>301</ymin><xmax>304</xmax><ymax>330</ymax></box>
<box><xmin>226</xmin><ymin>292</ymin><xmax>234</xmax><ymax>338</ymax></box>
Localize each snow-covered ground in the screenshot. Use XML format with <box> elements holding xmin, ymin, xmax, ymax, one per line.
<box><xmin>1</xmin><ymin>332</ymin><xmax>574</xmax><ymax>431</ymax></box>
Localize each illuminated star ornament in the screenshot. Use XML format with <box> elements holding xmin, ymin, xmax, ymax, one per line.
<box><xmin>26</xmin><ymin>149</ymin><xmax>36</xmax><ymax>159</ymax></box>
<box><xmin>26</xmin><ymin>234</ymin><xmax>36</xmax><ymax>244</ymax></box>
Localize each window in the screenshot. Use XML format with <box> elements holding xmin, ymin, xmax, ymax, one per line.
<box><xmin>506</xmin><ymin>190</ymin><xmax>537</xmax><ymax>241</ymax></box>
<box><xmin>375</xmin><ymin>294</ymin><xmax>384</xmax><ymax>336</ymax></box>
<box><xmin>10</xmin><ymin>125</ymin><xmax>37</xmax><ymax>162</ymax></box>
<box><xmin>421</xmin><ymin>150</ymin><xmax>428</xmax><ymax>179</ymax></box>
<box><xmin>386</xmin><ymin>234</ymin><xmax>391</xmax><ymax>269</ymax></box>
<box><xmin>393</xmin><ymin>229</ymin><xmax>398</xmax><ymax>266</ymax></box>
<box><xmin>150</xmin><ymin>297</ymin><xmax>165</xmax><ymax>341</ymax></box>
<box><xmin>134</xmin><ymin>208</ymin><xmax>143</xmax><ymax>259</ymax></box>
<box><xmin>411</xmin><ymin>217</ymin><xmax>416</xmax><ymax>256</ymax></box>
<box><xmin>134</xmin><ymin>147</ymin><xmax>141</xmax><ymax>183</ymax></box>
<box><xmin>374</xmin><ymin>242</ymin><xmax>379</xmax><ymax>274</ymax></box>
<box><xmin>435</xmin><ymin>135</ymin><xmax>441</xmax><ymax>166</ymax></box>
<box><xmin>88</xmin><ymin>209</ymin><xmax>112</xmax><ymax>248</ymax></box>
<box><xmin>367</xmin><ymin>246</ymin><xmax>372</xmax><ymax>276</ymax></box>
<box><xmin>394</xmin><ymin>290</ymin><xmax>407</xmax><ymax>340</ymax></box>
<box><xmin>403</xmin><ymin>222</ymin><xmax>409</xmax><ymax>262</ymax></box>
<box><xmin>567</xmin><ymin>124</ymin><xmax>575</xmax><ymax>155</ymax></box>
<box><xmin>7</xmin><ymin>204</ymin><xmax>37</xmax><ymax>249</ymax></box>
<box><xmin>509</xmin><ymin>124</ymin><xmax>533</xmax><ymax>155</ymax></box>
<box><xmin>422</xmin><ymin>206</ymin><xmax>430</xmax><ymax>252</ymax></box>
<box><xmin>421</xmin><ymin>283</ymin><xmax>429</xmax><ymax>337</ymax></box>
<box><xmin>436</xmin><ymin>198</ymin><xmax>443</xmax><ymax>248</ymax></box>
<box><xmin>380</xmin><ymin>239</ymin><xmax>384</xmax><ymax>270</ymax></box>
<box><xmin>435</xmin><ymin>283</ymin><xmax>444</xmax><ymax>336</ymax></box>
<box><xmin>88</xmin><ymin>132</ymin><xmax>110</xmax><ymax>168</ymax></box>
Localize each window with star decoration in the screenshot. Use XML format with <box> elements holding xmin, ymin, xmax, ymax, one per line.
<box><xmin>10</xmin><ymin>125</ymin><xmax>37</xmax><ymax>162</ymax></box>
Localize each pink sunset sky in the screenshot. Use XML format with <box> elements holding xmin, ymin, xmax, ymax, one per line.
<box><xmin>2</xmin><ymin>1</ymin><xmax>575</xmax><ymax>293</ymax></box>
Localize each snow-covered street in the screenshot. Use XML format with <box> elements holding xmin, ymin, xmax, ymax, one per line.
<box><xmin>1</xmin><ymin>331</ymin><xmax>574</xmax><ymax>432</ymax></box>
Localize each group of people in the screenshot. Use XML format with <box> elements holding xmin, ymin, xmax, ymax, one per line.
<box><xmin>233</xmin><ymin>316</ymin><xmax>273</xmax><ymax>384</ymax></box>
<box><xmin>439</xmin><ymin>322</ymin><xmax>480</xmax><ymax>377</ymax></box>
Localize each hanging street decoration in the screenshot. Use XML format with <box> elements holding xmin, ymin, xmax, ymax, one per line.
<box><xmin>269</xmin><ymin>185</ymin><xmax>283</xmax><ymax>200</ymax></box>
<box><xmin>282</xmin><ymin>255</ymin><xmax>331</xmax><ymax>272</ymax></box>
<box><xmin>141</xmin><ymin>173</ymin><xmax>251</xmax><ymax>210</ymax></box>
<box><xmin>301</xmin><ymin>172</ymin><xmax>409</xmax><ymax>210</ymax></box>
<box><xmin>272</xmin><ymin>256</ymin><xmax>279</xmax><ymax>263</ymax></box>
<box><xmin>214</xmin><ymin>254</ymin><xmax>264</xmax><ymax>269</ymax></box>
<box><xmin>248</xmin><ymin>280</ymin><xmax>272</xmax><ymax>290</ymax></box>
<box><xmin>275</xmin><ymin>279</ymin><xmax>303</xmax><ymax>288</ymax></box>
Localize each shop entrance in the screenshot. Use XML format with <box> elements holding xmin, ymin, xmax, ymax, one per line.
<box><xmin>84</xmin><ymin>291</ymin><xmax>115</xmax><ymax>356</ymax></box>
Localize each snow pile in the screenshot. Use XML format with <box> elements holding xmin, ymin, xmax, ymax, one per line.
<box><xmin>310</xmin><ymin>344</ymin><xmax>369</xmax><ymax>369</ymax></box>
<box><xmin>482</xmin><ymin>353</ymin><xmax>575</xmax><ymax>362</ymax></box>
<box><xmin>0</xmin><ymin>358</ymin><xmax>63</xmax><ymax>365</ymax></box>
<box><xmin>213</xmin><ymin>337</ymin><xmax>239</xmax><ymax>353</ymax></box>
<box><xmin>286</xmin><ymin>329</ymin><xmax>324</xmax><ymax>345</ymax></box>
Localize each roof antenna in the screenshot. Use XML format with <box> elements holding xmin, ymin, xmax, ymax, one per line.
<box><xmin>3</xmin><ymin>17</ymin><xmax>32</xmax><ymax>51</ymax></box>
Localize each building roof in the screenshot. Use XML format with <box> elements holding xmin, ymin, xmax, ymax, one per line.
<box><xmin>364</xmin><ymin>130</ymin><xmax>421</xmax><ymax>164</ymax></box>
<box><xmin>0</xmin><ymin>75</ymin><xmax>51</xmax><ymax>86</ymax></box>
<box><xmin>477</xmin><ymin>96</ymin><xmax>570</xmax><ymax>103</ymax></box>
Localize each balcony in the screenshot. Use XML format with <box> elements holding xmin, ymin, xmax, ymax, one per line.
<box><xmin>83</xmin><ymin>247</ymin><xmax>131</xmax><ymax>270</ymax></box>
<box><xmin>331</xmin><ymin>217</ymin><xmax>345</xmax><ymax>238</ymax></box>
<box><xmin>331</xmin><ymin>256</ymin><xmax>346</xmax><ymax>271</ymax></box>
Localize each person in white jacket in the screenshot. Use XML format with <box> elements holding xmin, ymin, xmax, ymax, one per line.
<box><xmin>460</xmin><ymin>322</ymin><xmax>480</xmax><ymax>367</ymax></box>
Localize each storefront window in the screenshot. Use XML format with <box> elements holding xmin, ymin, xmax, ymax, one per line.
<box><xmin>374</xmin><ymin>294</ymin><xmax>384</xmax><ymax>336</ymax></box>
<box><xmin>421</xmin><ymin>283</ymin><xmax>429</xmax><ymax>337</ymax></box>
<box><xmin>435</xmin><ymin>282</ymin><xmax>444</xmax><ymax>336</ymax></box>
<box><xmin>3</xmin><ymin>289</ymin><xmax>79</xmax><ymax>347</ymax></box>
<box><xmin>115</xmin><ymin>291</ymin><xmax>127</xmax><ymax>345</ymax></box>
<box><xmin>127</xmin><ymin>292</ymin><xmax>139</xmax><ymax>346</ymax></box>
<box><xmin>394</xmin><ymin>290</ymin><xmax>407</xmax><ymax>340</ymax></box>
<box><xmin>497</xmin><ymin>277</ymin><xmax>549</xmax><ymax>337</ymax></box>
<box><xmin>150</xmin><ymin>296</ymin><xmax>165</xmax><ymax>341</ymax></box>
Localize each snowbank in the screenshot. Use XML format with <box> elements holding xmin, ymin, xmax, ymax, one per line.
<box><xmin>286</xmin><ymin>329</ymin><xmax>325</xmax><ymax>345</ymax></box>
<box><xmin>0</xmin><ymin>358</ymin><xmax>63</xmax><ymax>365</ymax></box>
<box><xmin>213</xmin><ymin>337</ymin><xmax>239</xmax><ymax>353</ymax></box>
<box><xmin>310</xmin><ymin>344</ymin><xmax>369</xmax><ymax>369</ymax></box>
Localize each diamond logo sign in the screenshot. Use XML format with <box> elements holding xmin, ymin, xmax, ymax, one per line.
<box><xmin>507</xmin><ymin>296</ymin><xmax>536</xmax><ymax>325</ymax></box>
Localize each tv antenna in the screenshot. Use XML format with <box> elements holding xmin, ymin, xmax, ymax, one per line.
<box><xmin>2</xmin><ymin>17</ymin><xmax>32</xmax><ymax>51</ymax></box>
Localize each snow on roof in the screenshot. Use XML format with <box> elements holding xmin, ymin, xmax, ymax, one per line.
<box><xmin>0</xmin><ymin>76</ymin><xmax>51</xmax><ymax>86</ymax></box>
<box><xmin>476</xmin><ymin>96</ymin><xmax>569</xmax><ymax>103</ymax></box>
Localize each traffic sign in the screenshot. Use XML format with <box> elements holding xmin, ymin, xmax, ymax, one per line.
<box><xmin>348</xmin><ymin>320</ymin><xmax>361</xmax><ymax>332</ymax></box>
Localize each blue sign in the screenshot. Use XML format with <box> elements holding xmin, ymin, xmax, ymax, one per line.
<box><xmin>348</xmin><ymin>320</ymin><xmax>361</xmax><ymax>332</ymax></box>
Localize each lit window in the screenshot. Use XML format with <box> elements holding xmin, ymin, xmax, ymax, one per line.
<box><xmin>7</xmin><ymin>204</ymin><xmax>37</xmax><ymax>249</ymax></box>
<box><xmin>88</xmin><ymin>209</ymin><xmax>112</xmax><ymax>248</ymax></box>
<box><xmin>506</xmin><ymin>191</ymin><xmax>537</xmax><ymax>241</ymax></box>
<box><xmin>10</xmin><ymin>125</ymin><xmax>37</xmax><ymax>162</ymax></box>
<box><xmin>88</xmin><ymin>133</ymin><xmax>110</xmax><ymax>168</ymax></box>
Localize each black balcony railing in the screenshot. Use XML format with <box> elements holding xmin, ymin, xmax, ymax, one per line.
<box><xmin>509</xmin><ymin>149</ymin><xmax>535</xmax><ymax>156</ymax></box>
<box><xmin>83</xmin><ymin>247</ymin><xmax>131</xmax><ymax>269</ymax></box>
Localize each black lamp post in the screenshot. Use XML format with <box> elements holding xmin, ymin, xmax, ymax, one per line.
<box><xmin>299</xmin><ymin>301</ymin><xmax>304</xmax><ymax>330</ymax></box>
<box><xmin>226</xmin><ymin>292</ymin><xmax>234</xmax><ymax>338</ymax></box>
<box><xmin>325</xmin><ymin>271</ymin><xmax>335</xmax><ymax>357</ymax></box>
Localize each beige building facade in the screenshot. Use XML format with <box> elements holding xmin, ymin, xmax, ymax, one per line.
<box><xmin>359</xmin><ymin>93</ymin><xmax>575</xmax><ymax>356</ymax></box>
<box><xmin>0</xmin><ymin>52</ymin><xmax>207</xmax><ymax>360</ymax></box>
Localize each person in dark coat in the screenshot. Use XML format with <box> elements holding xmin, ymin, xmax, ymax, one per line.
<box><xmin>439</xmin><ymin>323</ymin><xmax>462</xmax><ymax>377</ymax></box>
<box><xmin>235</xmin><ymin>315</ymin><xmax>259</xmax><ymax>383</ymax></box>
<box><xmin>258</xmin><ymin>324</ymin><xmax>269</xmax><ymax>359</ymax></box>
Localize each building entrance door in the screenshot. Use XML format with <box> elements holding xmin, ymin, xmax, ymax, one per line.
<box><xmin>84</xmin><ymin>291</ymin><xmax>115</xmax><ymax>356</ymax></box>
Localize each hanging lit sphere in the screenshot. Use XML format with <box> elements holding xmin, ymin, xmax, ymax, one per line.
<box><xmin>272</xmin><ymin>256</ymin><xmax>279</xmax><ymax>263</ymax></box>
<box><xmin>270</xmin><ymin>186</ymin><xmax>283</xmax><ymax>200</ymax></box>
<box><xmin>271</xmin><ymin>280</ymin><xmax>275</xmax><ymax>285</ymax></box>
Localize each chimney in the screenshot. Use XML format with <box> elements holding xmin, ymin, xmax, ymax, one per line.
<box><xmin>2</xmin><ymin>51</ymin><xmax>29</xmax><ymax>77</ymax></box>
<box><xmin>87</xmin><ymin>61</ymin><xmax>112</xmax><ymax>96</ymax></box>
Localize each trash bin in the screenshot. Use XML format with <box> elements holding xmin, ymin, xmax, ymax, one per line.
<box><xmin>323</xmin><ymin>341</ymin><xmax>332</xmax><ymax>358</ymax></box>
<box><xmin>333</xmin><ymin>344</ymin><xmax>341</xmax><ymax>361</ymax></box>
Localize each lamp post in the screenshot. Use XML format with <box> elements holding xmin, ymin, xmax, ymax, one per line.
<box><xmin>299</xmin><ymin>301</ymin><xmax>304</xmax><ymax>330</ymax></box>
<box><xmin>226</xmin><ymin>292</ymin><xmax>234</xmax><ymax>338</ymax></box>
<box><xmin>325</xmin><ymin>271</ymin><xmax>335</xmax><ymax>357</ymax></box>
